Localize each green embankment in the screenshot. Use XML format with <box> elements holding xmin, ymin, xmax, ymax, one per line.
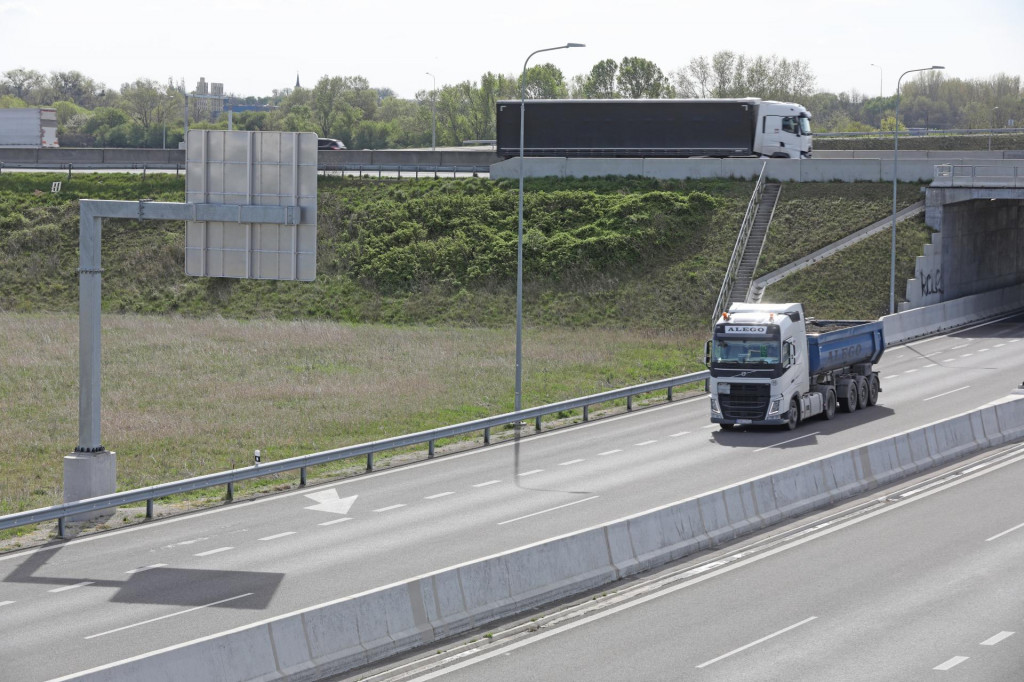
<box><xmin>0</xmin><ymin>173</ymin><xmax>930</xmax><ymax>523</ymax></box>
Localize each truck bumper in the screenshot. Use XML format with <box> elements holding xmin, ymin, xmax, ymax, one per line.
<box><xmin>710</xmin><ymin>416</ymin><xmax>788</xmax><ymax>427</ymax></box>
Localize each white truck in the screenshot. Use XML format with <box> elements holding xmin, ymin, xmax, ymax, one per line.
<box><xmin>706</xmin><ymin>302</ymin><xmax>885</xmax><ymax>430</ymax></box>
<box><xmin>0</xmin><ymin>108</ymin><xmax>59</xmax><ymax>148</ymax></box>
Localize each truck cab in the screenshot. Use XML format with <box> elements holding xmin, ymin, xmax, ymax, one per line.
<box><xmin>754</xmin><ymin>101</ymin><xmax>812</xmax><ymax>159</ymax></box>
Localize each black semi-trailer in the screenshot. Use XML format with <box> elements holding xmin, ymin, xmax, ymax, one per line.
<box><xmin>495</xmin><ymin>98</ymin><xmax>812</xmax><ymax>159</ymax></box>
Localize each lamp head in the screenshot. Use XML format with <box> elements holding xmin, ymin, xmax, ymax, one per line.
<box><xmin>566</xmin><ymin>43</ymin><xmax>585</xmax><ymax>48</ymax></box>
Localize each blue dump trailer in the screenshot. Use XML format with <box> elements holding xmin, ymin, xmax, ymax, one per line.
<box><xmin>707</xmin><ymin>303</ymin><xmax>885</xmax><ymax>430</ymax></box>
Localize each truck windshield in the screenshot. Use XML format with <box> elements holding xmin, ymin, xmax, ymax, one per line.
<box><xmin>712</xmin><ymin>338</ymin><xmax>781</xmax><ymax>365</ymax></box>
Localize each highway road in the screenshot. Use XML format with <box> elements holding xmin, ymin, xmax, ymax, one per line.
<box><xmin>2</xmin><ymin>315</ymin><xmax>1024</xmax><ymax>680</ymax></box>
<box><xmin>383</xmin><ymin>441</ymin><xmax>1024</xmax><ymax>681</ymax></box>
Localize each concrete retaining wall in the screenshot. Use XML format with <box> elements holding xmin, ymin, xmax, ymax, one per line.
<box><xmin>59</xmin><ymin>390</ymin><xmax>1024</xmax><ymax>682</ymax></box>
<box><xmin>884</xmin><ymin>282</ymin><xmax>1024</xmax><ymax>344</ymax></box>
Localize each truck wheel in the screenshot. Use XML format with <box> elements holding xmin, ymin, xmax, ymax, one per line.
<box><xmin>841</xmin><ymin>382</ymin><xmax>858</xmax><ymax>413</ymax></box>
<box><xmin>867</xmin><ymin>375</ymin><xmax>879</xmax><ymax>406</ymax></box>
<box><xmin>785</xmin><ymin>398</ymin><xmax>800</xmax><ymax>430</ymax></box>
<box><xmin>823</xmin><ymin>389</ymin><xmax>836</xmax><ymax>420</ymax></box>
<box><xmin>856</xmin><ymin>376</ymin><xmax>869</xmax><ymax>410</ymax></box>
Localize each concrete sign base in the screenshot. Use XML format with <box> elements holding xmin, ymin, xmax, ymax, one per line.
<box><xmin>63</xmin><ymin>451</ymin><xmax>116</xmax><ymax>521</ymax></box>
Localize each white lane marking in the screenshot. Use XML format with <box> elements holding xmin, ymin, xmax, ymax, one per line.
<box><xmin>978</xmin><ymin>348</ymin><xmax>991</xmax><ymax>353</ymax></box>
<box><xmin>318</xmin><ymin>517</ymin><xmax>352</xmax><ymax>526</ymax></box>
<box><xmin>49</xmin><ymin>581</ymin><xmax>94</xmax><ymax>593</ymax></box>
<box><xmin>683</xmin><ymin>561</ymin><xmax>725</xmax><ymax>576</ymax></box>
<box><xmin>194</xmin><ymin>547</ymin><xmax>233</xmax><ymax>557</ymax></box>
<box><xmin>980</xmin><ymin>631</ymin><xmax>1014</xmax><ymax>646</ymax></box>
<box><xmin>497</xmin><ymin>496</ymin><xmax>599</xmax><ymax>525</ymax></box>
<box><xmin>701</xmin><ymin>424</ymin><xmax>718</xmax><ymax>429</ymax></box>
<box><xmin>986</xmin><ymin>521</ymin><xmax>1024</xmax><ymax>542</ymax></box>
<box><xmin>473</xmin><ymin>480</ymin><xmax>500</xmax><ymax>488</ymax></box>
<box><xmin>1010</xmin><ymin>338</ymin><xmax>1020</xmax><ymax>343</ymax></box>
<box><xmin>951</xmin><ymin>344</ymin><xmax>969</xmax><ymax>350</ymax></box>
<box><xmin>635</xmin><ymin>440</ymin><xmax>657</xmax><ymax>446</ymax></box>
<box><xmin>903</xmin><ymin>368</ymin><xmax>919</xmax><ymax>374</ymax></box>
<box><xmin>258</xmin><ymin>532</ymin><xmax>296</xmax><ymax>542</ymax></box>
<box><xmin>669</xmin><ymin>431</ymin><xmax>690</xmax><ymax>437</ymax></box>
<box><xmin>923</xmin><ymin>363</ymin><xmax>937</xmax><ymax>368</ymax></box>
<box><xmin>0</xmin><ymin>600</ymin><xmax>13</xmax><ymax>607</ymax></box>
<box><xmin>125</xmin><ymin>564</ymin><xmax>167</xmax><ymax>574</ymax></box>
<box><xmin>373</xmin><ymin>504</ymin><xmax>407</xmax><ymax>513</ymax></box>
<box><xmin>597</xmin><ymin>449</ymin><xmax>622</xmax><ymax>456</ymax></box>
<box><xmin>696</xmin><ymin>616</ymin><xmax>817</xmax><ymax>669</ymax></box>
<box><xmin>517</xmin><ymin>469</ymin><xmax>543</xmax><ymax>477</ymax></box>
<box><xmin>754</xmin><ymin>432</ymin><xmax>820</xmax><ymax>453</ymax></box>
<box><xmin>425</xmin><ymin>491</ymin><xmax>455</xmax><ymax>499</ymax></box>
<box><xmin>884</xmin><ymin>375</ymin><xmax>899</xmax><ymax>380</ymax></box>
<box><xmin>85</xmin><ymin>593</ymin><xmax>253</xmax><ymax>640</ymax></box>
<box><xmin>164</xmin><ymin>537</ymin><xmax>209</xmax><ymax>548</ymax></box>
<box><xmin>558</xmin><ymin>459</ymin><xmax>585</xmax><ymax>466</ymax></box>
<box><xmin>995</xmin><ymin>343</ymin><xmax>1006</xmax><ymax>348</ymax></box>
<box><xmin>934</xmin><ymin>656</ymin><xmax>969</xmax><ymax>671</ymax></box>
<box><xmin>923</xmin><ymin>386</ymin><xmax>971</xmax><ymax>402</ymax></box>
<box><xmin>304</xmin><ymin>489</ymin><xmax>358</xmax><ymax>515</ymax></box>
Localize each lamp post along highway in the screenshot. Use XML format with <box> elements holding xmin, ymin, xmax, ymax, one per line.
<box><xmin>426</xmin><ymin>72</ymin><xmax>437</xmax><ymax>151</ymax></box>
<box><xmin>890</xmin><ymin>65</ymin><xmax>944</xmax><ymax>315</ymax></box>
<box><xmin>516</xmin><ymin>42</ymin><xmax>584</xmax><ymax>417</ymax></box>
<box><xmin>870</xmin><ymin>63</ymin><xmax>883</xmax><ymax>98</ymax></box>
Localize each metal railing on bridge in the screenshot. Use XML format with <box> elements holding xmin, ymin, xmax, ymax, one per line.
<box><xmin>933</xmin><ymin>164</ymin><xmax>1024</xmax><ymax>188</ymax></box>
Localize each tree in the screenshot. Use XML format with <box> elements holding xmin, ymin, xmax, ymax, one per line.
<box><xmin>711</xmin><ymin>51</ymin><xmax>737</xmax><ymax>97</ymax></box>
<box><xmin>572</xmin><ymin>59</ymin><xmax>619</xmax><ymax>99</ymax></box>
<box><xmin>521</xmin><ymin>63</ymin><xmax>569</xmax><ymax>99</ymax></box>
<box><xmin>2</xmin><ymin>68</ymin><xmax>45</xmax><ymax>102</ymax></box>
<box><xmin>616</xmin><ymin>57</ymin><xmax>673</xmax><ymax>98</ymax></box>
<box><xmin>48</xmin><ymin>70</ymin><xmax>103</xmax><ymax>107</ymax></box>
<box><xmin>119</xmin><ymin>79</ymin><xmax>167</xmax><ymax>129</ymax></box>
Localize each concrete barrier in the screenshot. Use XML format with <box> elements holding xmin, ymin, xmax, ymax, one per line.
<box><xmin>58</xmin><ymin>390</ymin><xmax>1024</xmax><ymax>682</ymax></box>
<box><xmin>884</xmin><ymin>282</ymin><xmax>1024</xmax><ymax>345</ymax></box>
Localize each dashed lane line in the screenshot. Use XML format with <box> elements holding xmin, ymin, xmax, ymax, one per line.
<box><xmin>635</xmin><ymin>440</ymin><xmax>657</xmax><ymax>446</ymax></box>
<box><xmin>934</xmin><ymin>656</ymin><xmax>969</xmax><ymax>671</ymax></box>
<box><xmin>597</xmin><ymin>449</ymin><xmax>622</xmax><ymax>456</ymax></box>
<box><xmin>696</xmin><ymin>616</ymin><xmax>817</xmax><ymax>669</ymax></box>
<box><xmin>125</xmin><ymin>564</ymin><xmax>167</xmax><ymax>574</ymax></box>
<box><xmin>473</xmin><ymin>480</ymin><xmax>501</xmax><ymax>487</ymax></box>
<box><xmin>425</xmin><ymin>492</ymin><xmax>455</xmax><ymax>499</ymax></box>
<box><xmin>194</xmin><ymin>547</ymin><xmax>233</xmax><ymax>557</ymax></box>
<box><xmin>517</xmin><ymin>469</ymin><xmax>543</xmax><ymax>477</ymax></box>
<box><xmin>49</xmin><ymin>581</ymin><xmax>94</xmax><ymax>593</ymax></box>
<box><xmin>0</xmin><ymin>600</ymin><xmax>13</xmax><ymax>607</ymax></box>
<box><xmin>258</xmin><ymin>532</ymin><xmax>296</xmax><ymax>542</ymax></box>
<box><xmin>558</xmin><ymin>459</ymin><xmax>585</xmax><ymax>466</ymax></box>
<box><xmin>669</xmin><ymin>431</ymin><xmax>690</xmax><ymax>438</ymax></box>
<box><xmin>980</xmin><ymin>631</ymin><xmax>1014</xmax><ymax>646</ymax></box>
<box><xmin>318</xmin><ymin>518</ymin><xmax>352</xmax><ymax>526</ymax></box>
<box><xmin>923</xmin><ymin>386</ymin><xmax>971</xmax><ymax>402</ymax></box>
<box><xmin>373</xmin><ymin>504</ymin><xmax>407</xmax><ymax>513</ymax></box>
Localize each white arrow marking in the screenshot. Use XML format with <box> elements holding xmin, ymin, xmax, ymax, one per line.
<box><xmin>304</xmin><ymin>489</ymin><xmax>358</xmax><ymax>515</ymax></box>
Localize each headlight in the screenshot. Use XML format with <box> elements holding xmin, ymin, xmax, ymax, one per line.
<box><xmin>710</xmin><ymin>398</ymin><xmax>721</xmax><ymax>414</ymax></box>
<box><xmin>767</xmin><ymin>399</ymin><xmax>781</xmax><ymax>415</ymax></box>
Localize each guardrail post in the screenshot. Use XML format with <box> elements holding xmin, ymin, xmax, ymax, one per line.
<box><xmin>428</xmin><ymin>440</ymin><xmax>435</xmax><ymax>458</ymax></box>
<box><xmin>668</xmin><ymin>386</ymin><xmax>674</xmax><ymax>402</ymax></box>
<box><xmin>57</xmin><ymin>516</ymin><xmax>66</xmax><ymax>539</ymax></box>
<box><xmin>300</xmin><ymin>466</ymin><xmax>307</xmax><ymax>487</ymax></box>
<box><xmin>535</xmin><ymin>416</ymin><xmax>542</xmax><ymax>432</ymax></box>
<box><xmin>146</xmin><ymin>499</ymin><xmax>154</xmax><ymax>519</ymax></box>
<box><xmin>227</xmin><ymin>481</ymin><xmax>234</xmax><ymax>501</ymax></box>
<box><xmin>366</xmin><ymin>452</ymin><xmax>374</xmax><ymax>472</ymax></box>
<box><xmin>484</xmin><ymin>427</ymin><xmax>490</xmax><ymax>444</ymax></box>
<box><xmin>583</xmin><ymin>405</ymin><xmax>589</xmax><ymax>422</ymax></box>
<box><xmin>627</xmin><ymin>396</ymin><xmax>633</xmax><ymax>411</ymax></box>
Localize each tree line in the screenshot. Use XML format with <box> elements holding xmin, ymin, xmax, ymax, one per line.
<box><xmin>1</xmin><ymin>56</ymin><xmax>1020</xmax><ymax>150</ymax></box>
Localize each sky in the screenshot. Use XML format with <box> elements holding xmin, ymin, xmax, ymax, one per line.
<box><xmin>2</xmin><ymin>0</ymin><xmax>1022</xmax><ymax>101</ymax></box>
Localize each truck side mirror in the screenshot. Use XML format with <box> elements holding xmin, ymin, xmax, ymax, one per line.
<box><xmin>704</xmin><ymin>340</ymin><xmax>712</xmax><ymax>367</ymax></box>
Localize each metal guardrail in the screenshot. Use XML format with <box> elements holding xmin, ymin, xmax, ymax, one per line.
<box><xmin>0</xmin><ymin>370</ymin><xmax>710</xmax><ymax>537</ymax></box>
<box><xmin>816</xmin><ymin>127</ymin><xmax>1024</xmax><ymax>138</ymax></box>
<box><xmin>319</xmin><ymin>164</ymin><xmax>490</xmax><ymax>178</ymax></box>
<box><xmin>711</xmin><ymin>162</ymin><xmax>766</xmax><ymax>327</ymax></box>
<box><xmin>933</xmin><ymin>164</ymin><xmax>1024</xmax><ymax>188</ymax></box>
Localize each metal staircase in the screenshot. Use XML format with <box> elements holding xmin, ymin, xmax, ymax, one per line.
<box><xmin>727</xmin><ymin>182</ymin><xmax>780</xmax><ymax>306</ymax></box>
<box><xmin>710</xmin><ymin>164</ymin><xmax>782</xmax><ymax>326</ymax></box>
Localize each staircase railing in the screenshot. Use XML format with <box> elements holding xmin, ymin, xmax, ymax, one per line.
<box><xmin>711</xmin><ymin>162</ymin><xmax>767</xmax><ymax>328</ymax></box>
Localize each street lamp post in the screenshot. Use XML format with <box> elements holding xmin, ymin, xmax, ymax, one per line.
<box><xmin>890</xmin><ymin>65</ymin><xmax>944</xmax><ymax>315</ymax></box>
<box><xmin>990</xmin><ymin>106</ymin><xmax>1000</xmax><ymax>151</ymax></box>
<box><xmin>515</xmin><ymin>42</ymin><xmax>584</xmax><ymax>416</ymax></box>
<box><xmin>870</xmin><ymin>63</ymin><xmax>883</xmax><ymax>98</ymax></box>
<box><xmin>426</xmin><ymin>72</ymin><xmax>436</xmax><ymax>151</ymax></box>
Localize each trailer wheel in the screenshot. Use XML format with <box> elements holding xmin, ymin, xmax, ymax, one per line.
<box><xmin>841</xmin><ymin>382</ymin><xmax>858</xmax><ymax>413</ymax></box>
<box><xmin>822</xmin><ymin>389</ymin><xmax>836</xmax><ymax>420</ymax></box>
<box><xmin>856</xmin><ymin>376</ymin><xmax>869</xmax><ymax>410</ymax></box>
<box><xmin>867</xmin><ymin>375</ymin><xmax>879</xmax><ymax>406</ymax></box>
<box><xmin>785</xmin><ymin>398</ymin><xmax>800</xmax><ymax>430</ymax></box>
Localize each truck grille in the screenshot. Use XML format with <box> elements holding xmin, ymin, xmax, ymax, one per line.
<box><xmin>720</xmin><ymin>383</ymin><xmax>770</xmax><ymax>420</ymax></box>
